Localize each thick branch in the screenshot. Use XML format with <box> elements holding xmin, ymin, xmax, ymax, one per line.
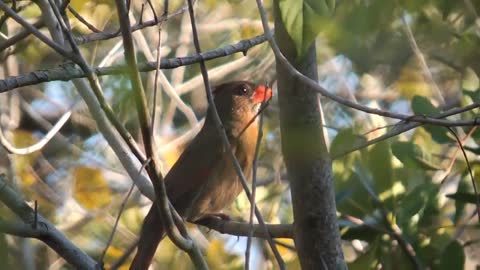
<box><xmin>114</xmin><ymin>1</ymin><xmax>207</xmax><ymax>268</ymax></box>
<box><xmin>195</xmin><ymin>218</ymin><xmax>293</xmax><ymax>239</ymax></box>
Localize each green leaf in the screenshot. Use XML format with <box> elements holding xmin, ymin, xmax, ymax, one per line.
<box><xmin>438</xmin><ymin>241</ymin><xmax>465</xmax><ymax>270</ymax></box>
<box><xmin>330</xmin><ymin>128</ymin><xmax>366</xmax><ymax>158</ymax></box>
<box><xmin>411</xmin><ymin>95</ymin><xmax>452</xmax><ymax>143</ymax></box>
<box><xmin>279</xmin><ymin>0</ymin><xmax>334</xmax><ymax>57</ymax></box>
<box><xmin>411</xmin><ymin>95</ymin><xmax>440</xmax><ymax>115</ymax></box>
<box><xmin>462</xmin><ymin>67</ymin><xmax>479</xmax><ymax>91</ymax></box>
<box><xmin>391</xmin><ymin>141</ymin><xmax>441</xmax><ymax>170</ymax></box>
<box><xmin>397</xmin><ymin>183</ymin><xmax>438</xmax><ymax>232</ymax></box>
<box><xmin>368</xmin><ymin>141</ymin><xmax>393</xmax><ymax>193</ymax></box>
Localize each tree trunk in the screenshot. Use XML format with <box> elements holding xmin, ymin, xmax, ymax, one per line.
<box><xmin>273</xmin><ymin>2</ymin><xmax>346</xmax><ymax>269</ymax></box>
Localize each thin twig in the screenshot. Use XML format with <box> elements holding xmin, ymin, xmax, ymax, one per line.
<box><xmin>401</xmin><ymin>12</ymin><xmax>445</xmax><ymax>105</ymax></box>
<box><xmin>0</xmin><ymin>33</ymin><xmax>269</xmax><ymax>92</ymax></box>
<box><xmin>0</xmin><ymin>2</ymin><xmax>75</xmax><ymax>59</ymax></box>
<box><xmin>332</xmin><ymin>103</ymin><xmax>480</xmax><ymax>159</ymax></box>
<box><xmin>447</xmin><ymin>127</ymin><xmax>480</xmax><ymax>221</ymax></box>
<box><xmin>186</xmin><ymin>0</ymin><xmax>285</xmax><ymax>269</ymax></box>
<box><xmin>67</xmin><ymin>6</ymin><xmax>101</xmax><ymax>33</ymax></box>
<box><xmin>0</xmin><ymin>111</ymin><xmax>71</xmax><ymax>155</ymax></box>
<box><xmin>246</xmin><ymin>93</ymin><xmax>267</xmax><ymax>270</ymax></box>
<box><xmin>99</xmin><ymin>183</ymin><xmax>135</xmax><ymax>263</ymax></box>
<box><xmin>151</xmin><ymin>0</ymin><xmax>169</xmax><ymax>132</ymax></box>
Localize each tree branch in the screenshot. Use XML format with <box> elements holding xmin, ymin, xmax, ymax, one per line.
<box><xmin>0</xmin><ymin>175</ymin><xmax>98</xmax><ymax>269</ymax></box>
<box><xmin>114</xmin><ymin>0</ymin><xmax>207</xmax><ymax>268</ymax></box>
<box><xmin>195</xmin><ymin>218</ymin><xmax>293</xmax><ymax>239</ymax></box>
<box><xmin>0</xmin><ymin>33</ymin><xmax>268</xmax><ymax>92</ymax></box>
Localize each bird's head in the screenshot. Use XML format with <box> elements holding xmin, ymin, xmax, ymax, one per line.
<box><xmin>210</xmin><ymin>81</ymin><xmax>272</xmax><ymax>124</ymax></box>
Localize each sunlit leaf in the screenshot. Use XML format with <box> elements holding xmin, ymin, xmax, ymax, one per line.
<box><xmin>367</xmin><ymin>141</ymin><xmax>394</xmax><ymax>207</ymax></box>
<box><xmin>411</xmin><ymin>95</ymin><xmax>452</xmax><ymax>144</ymax></box>
<box><xmin>391</xmin><ymin>141</ymin><xmax>441</xmax><ymax>170</ymax></box>
<box><xmin>462</xmin><ymin>67</ymin><xmax>479</xmax><ymax>91</ymax></box>
<box><xmin>279</xmin><ymin>0</ymin><xmax>334</xmax><ymax>57</ymax></box>
<box><xmin>73</xmin><ymin>166</ymin><xmax>112</xmax><ymax>210</ymax></box>
<box><xmin>330</xmin><ymin>128</ymin><xmax>367</xmax><ymax>158</ymax></box>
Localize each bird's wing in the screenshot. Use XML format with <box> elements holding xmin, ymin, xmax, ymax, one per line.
<box><xmin>164</xmin><ymin>127</ymin><xmax>230</xmax><ymax>215</ymax></box>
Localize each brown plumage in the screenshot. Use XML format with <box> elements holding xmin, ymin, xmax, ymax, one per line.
<box><xmin>130</xmin><ymin>81</ymin><xmax>272</xmax><ymax>270</ymax></box>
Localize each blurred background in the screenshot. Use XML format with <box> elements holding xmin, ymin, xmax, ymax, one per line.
<box><xmin>1</xmin><ymin>0</ymin><xmax>480</xmax><ymax>269</ymax></box>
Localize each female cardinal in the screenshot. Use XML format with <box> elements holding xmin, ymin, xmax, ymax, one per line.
<box><xmin>130</xmin><ymin>81</ymin><xmax>272</xmax><ymax>269</ymax></box>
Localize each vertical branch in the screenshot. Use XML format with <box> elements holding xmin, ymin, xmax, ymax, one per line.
<box><xmin>245</xmin><ymin>109</ymin><xmax>265</xmax><ymax>270</ymax></box>
<box><xmin>256</xmin><ymin>0</ymin><xmax>346</xmax><ymax>268</ymax></box>
<box><xmin>113</xmin><ymin>1</ymin><xmax>208</xmax><ymax>268</ymax></box>
<box><xmin>151</xmin><ymin>0</ymin><xmax>169</xmax><ymax>133</ymax></box>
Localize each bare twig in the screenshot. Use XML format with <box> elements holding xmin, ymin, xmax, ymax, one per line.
<box><xmin>246</xmin><ymin>94</ymin><xmax>267</xmax><ymax>270</ymax></box>
<box><xmin>0</xmin><ymin>2</ymin><xmax>75</xmax><ymax>59</ymax></box>
<box><xmin>99</xmin><ymin>183</ymin><xmax>135</xmax><ymax>263</ymax></box>
<box><xmin>0</xmin><ymin>175</ymin><xmax>98</xmax><ymax>269</ymax></box>
<box><xmin>0</xmin><ymin>33</ymin><xmax>269</xmax><ymax>92</ymax></box>
<box><xmin>67</xmin><ymin>6</ymin><xmax>102</xmax><ymax>33</ymax></box>
<box><xmin>0</xmin><ymin>111</ymin><xmax>71</xmax><ymax>155</ymax></box>
<box><xmin>401</xmin><ymin>12</ymin><xmax>445</xmax><ymax>105</ymax></box>
<box><xmin>447</xmin><ymin>127</ymin><xmax>480</xmax><ymax>221</ymax></box>
<box><xmin>332</xmin><ymin>102</ymin><xmax>480</xmax><ymax>159</ymax></box>
<box><xmin>186</xmin><ymin>0</ymin><xmax>285</xmax><ymax>268</ymax></box>
<box><xmin>151</xmin><ymin>0</ymin><xmax>169</xmax><ymax>132</ymax></box>
<box><xmin>74</xmin><ymin>1</ymin><xmax>189</xmax><ymax>45</ymax></box>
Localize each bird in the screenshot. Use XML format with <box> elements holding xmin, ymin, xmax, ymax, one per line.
<box><xmin>130</xmin><ymin>81</ymin><xmax>272</xmax><ymax>270</ymax></box>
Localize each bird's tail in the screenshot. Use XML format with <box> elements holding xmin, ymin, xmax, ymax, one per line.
<box><xmin>130</xmin><ymin>205</ymin><xmax>166</xmax><ymax>270</ymax></box>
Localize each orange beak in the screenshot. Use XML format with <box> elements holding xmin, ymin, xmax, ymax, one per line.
<box><xmin>251</xmin><ymin>85</ymin><xmax>272</xmax><ymax>104</ymax></box>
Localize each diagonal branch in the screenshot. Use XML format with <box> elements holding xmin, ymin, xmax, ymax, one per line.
<box><xmin>0</xmin><ymin>175</ymin><xmax>98</xmax><ymax>269</ymax></box>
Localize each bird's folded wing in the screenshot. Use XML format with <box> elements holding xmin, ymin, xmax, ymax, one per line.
<box><xmin>164</xmin><ymin>127</ymin><xmax>229</xmax><ymax>215</ymax></box>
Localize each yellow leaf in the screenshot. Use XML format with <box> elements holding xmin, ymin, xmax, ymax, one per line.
<box><xmin>395</xmin><ymin>60</ymin><xmax>431</xmax><ymax>99</ymax></box>
<box><xmin>73</xmin><ymin>166</ymin><xmax>111</xmax><ymax>210</ymax></box>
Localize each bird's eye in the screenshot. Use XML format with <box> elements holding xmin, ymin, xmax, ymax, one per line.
<box><xmin>238</xmin><ymin>85</ymin><xmax>249</xmax><ymax>95</ymax></box>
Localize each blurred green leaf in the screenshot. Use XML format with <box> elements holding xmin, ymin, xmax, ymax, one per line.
<box><xmin>411</xmin><ymin>95</ymin><xmax>452</xmax><ymax>143</ymax></box>
<box><xmin>412</xmin><ymin>95</ymin><xmax>440</xmax><ymax>115</ymax></box>
<box><xmin>397</xmin><ymin>183</ymin><xmax>438</xmax><ymax>232</ymax></box>
<box><xmin>462</xmin><ymin>67</ymin><xmax>479</xmax><ymax>91</ymax></box>
<box><xmin>341</xmin><ymin>224</ymin><xmax>379</xmax><ymax>242</ymax></box>
<box><xmin>437</xmin><ymin>241</ymin><xmax>465</xmax><ymax>270</ymax></box>
<box><xmin>368</xmin><ymin>141</ymin><xmax>395</xmax><ymax>208</ymax></box>
<box><xmin>279</xmin><ymin>0</ymin><xmax>334</xmax><ymax>57</ymax></box>
<box><xmin>391</xmin><ymin>141</ymin><xmax>441</xmax><ymax>170</ymax></box>
<box><xmin>330</xmin><ymin>128</ymin><xmax>367</xmax><ymax>158</ymax></box>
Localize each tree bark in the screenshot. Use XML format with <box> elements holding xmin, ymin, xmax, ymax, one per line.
<box><xmin>273</xmin><ymin>2</ymin><xmax>345</xmax><ymax>269</ymax></box>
